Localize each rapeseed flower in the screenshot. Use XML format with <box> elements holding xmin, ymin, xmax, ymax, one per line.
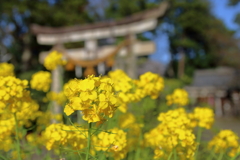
<box><xmin>44</xmin><ymin>50</ymin><xmax>66</xmax><ymax>70</ymax></box>
<box><xmin>166</xmin><ymin>88</ymin><xmax>189</xmax><ymax>106</ymax></box>
<box><xmin>137</xmin><ymin>72</ymin><xmax>164</xmax><ymax>99</ymax></box>
<box><xmin>208</xmin><ymin>130</ymin><xmax>240</xmax><ymax>157</ymax></box>
<box><xmin>42</xmin><ymin>123</ymin><xmax>88</xmax><ymax>151</ymax></box>
<box><xmin>118</xmin><ymin>112</ymin><xmax>142</xmax><ymax>150</ymax></box>
<box><xmin>93</xmin><ymin>128</ymin><xmax>127</xmax><ymax>160</ymax></box>
<box><xmin>107</xmin><ymin>70</ymin><xmax>136</xmax><ymax>112</ymax></box>
<box><xmin>46</xmin><ymin>91</ymin><xmax>67</xmax><ymax>106</ymax></box>
<box><xmin>145</xmin><ymin>108</ymin><xmax>196</xmax><ymax>159</ymax></box>
<box><xmin>188</xmin><ymin>107</ymin><xmax>214</xmax><ymax>129</ymax></box>
<box><xmin>0</xmin><ymin>62</ymin><xmax>14</xmax><ymax>77</ymax></box>
<box><xmin>0</xmin><ymin>76</ymin><xmax>30</xmax><ymax>113</ymax></box>
<box><xmin>64</xmin><ymin>75</ymin><xmax>118</xmax><ymax>123</ymax></box>
<box><xmin>30</xmin><ymin>71</ymin><xmax>52</xmax><ymax>92</ymax></box>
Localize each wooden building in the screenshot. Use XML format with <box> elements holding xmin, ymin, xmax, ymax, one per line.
<box><xmin>185</xmin><ymin>67</ymin><xmax>240</xmax><ymax>117</ymax></box>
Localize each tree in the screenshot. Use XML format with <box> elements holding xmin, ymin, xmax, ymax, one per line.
<box><xmin>103</xmin><ymin>0</ymin><xmax>240</xmax><ymax>78</ymax></box>
<box><xmin>228</xmin><ymin>0</ymin><xmax>240</xmax><ymax>37</ymax></box>
<box><xmin>164</xmin><ymin>0</ymin><xmax>240</xmax><ymax>77</ymax></box>
<box><xmin>228</xmin><ymin>0</ymin><xmax>240</xmax><ymax>6</ymax></box>
<box><xmin>0</xmin><ymin>0</ymin><xmax>92</xmax><ymax>72</ymax></box>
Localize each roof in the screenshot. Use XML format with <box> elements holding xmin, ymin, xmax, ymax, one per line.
<box><xmin>191</xmin><ymin>67</ymin><xmax>238</xmax><ymax>88</ymax></box>
<box><xmin>30</xmin><ymin>2</ymin><xmax>169</xmax><ymax>35</ymax></box>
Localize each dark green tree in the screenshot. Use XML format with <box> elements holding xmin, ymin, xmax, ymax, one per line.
<box><xmin>167</xmin><ymin>0</ymin><xmax>240</xmax><ymax>77</ymax></box>
<box><xmin>103</xmin><ymin>0</ymin><xmax>240</xmax><ymax>78</ymax></box>
<box><xmin>0</xmin><ymin>0</ymin><xmax>92</xmax><ymax>71</ymax></box>
<box><xmin>228</xmin><ymin>0</ymin><xmax>240</xmax><ymax>6</ymax></box>
<box><xmin>228</xmin><ymin>0</ymin><xmax>240</xmax><ymax>37</ymax></box>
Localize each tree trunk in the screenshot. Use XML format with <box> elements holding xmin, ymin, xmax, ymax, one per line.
<box><xmin>178</xmin><ymin>50</ymin><xmax>185</xmax><ymax>78</ymax></box>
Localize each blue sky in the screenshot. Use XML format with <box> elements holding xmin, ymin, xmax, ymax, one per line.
<box><xmin>210</xmin><ymin>0</ymin><xmax>240</xmax><ymax>35</ymax></box>
<box><xmin>150</xmin><ymin>0</ymin><xmax>240</xmax><ymax>64</ymax></box>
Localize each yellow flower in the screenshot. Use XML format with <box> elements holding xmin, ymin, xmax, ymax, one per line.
<box><xmin>145</xmin><ymin>108</ymin><xmax>196</xmax><ymax>160</ymax></box>
<box><xmin>93</xmin><ymin>128</ymin><xmax>128</xmax><ymax>160</ymax></box>
<box><xmin>107</xmin><ymin>70</ymin><xmax>164</xmax><ymax>113</ymax></box>
<box><xmin>44</xmin><ymin>50</ymin><xmax>66</xmax><ymax>70</ymax></box>
<box><xmin>30</xmin><ymin>71</ymin><xmax>51</xmax><ymax>92</ymax></box>
<box><xmin>63</xmin><ymin>75</ymin><xmax>118</xmax><ymax>123</ymax></box>
<box><xmin>208</xmin><ymin>130</ymin><xmax>239</xmax><ymax>157</ymax></box>
<box><xmin>42</xmin><ymin>124</ymin><xmax>88</xmax><ymax>151</ymax></box>
<box><xmin>0</xmin><ymin>62</ymin><xmax>14</xmax><ymax>77</ymax></box>
<box><xmin>188</xmin><ymin>107</ymin><xmax>214</xmax><ymax>129</ymax></box>
<box><xmin>0</xmin><ymin>76</ymin><xmax>30</xmax><ymax>112</ymax></box>
<box><xmin>166</xmin><ymin>88</ymin><xmax>189</xmax><ymax>106</ymax></box>
<box><xmin>137</xmin><ymin>72</ymin><xmax>164</xmax><ymax>99</ymax></box>
<box><xmin>46</xmin><ymin>91</ymin><xmax>67</xmax><ymax>106</ymax></box>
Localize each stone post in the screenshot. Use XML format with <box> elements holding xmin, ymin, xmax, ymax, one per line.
<box><xmin>51</xmin><ymin>65</ymin><xmax>63</xmax><ymax>123</ymax></box>
<box><xmin>126</xmin><ymin>34</ymin><xmax>137</xmax><ymax>79</ymax></box>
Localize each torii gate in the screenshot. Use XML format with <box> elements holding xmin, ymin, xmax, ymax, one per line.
<box><xmin>30</xmin><ymin>2</ymin><xmax>169</xmax><ymax>122</ymax></box>
<box><xmin>31</xmin><ymin>2</ymin><xmax>169</xmax><ymax>79</ymax></box>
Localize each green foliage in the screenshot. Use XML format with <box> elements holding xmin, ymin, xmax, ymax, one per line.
<box><xmin>165</xmin><ymin>0</ymin><xmax>240</xmax><ymax>77</ymax></box>
<box><xmin>1</xmin><ymin>0</ymin><xmax>92</xmax><ymax>26</ymax></box>
<box><xmin>0</xmin><ymin>0</ymin><xmax>92</xmax><ymax>72</ymax></box>
<box><xmin>104</xmin><ymin>0</ymin><xmax>158</xmax><ymax>20</ymax></box>
<box><xmin>228</xmin><ymin>0</ymin><xmax>240</xmax><ymax>6</ymax></box>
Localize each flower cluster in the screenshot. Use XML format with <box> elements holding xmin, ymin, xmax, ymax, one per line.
<box><xmin>1</xmin><ymin>60</ymin><xmax>230</xmax><ymax>160</ymax></box>
<box><xmin>16</xmin><ymin>100</ymin><xmax>40</xmax><ymax>127</ymax></box>
<box><xmin>166</xmin><ymin>88</ymin><xmax>189</xmax><ymax>106</ymax></box>
<box><xmin>188</xmin><ymin>107</ymin><xmax>215</xmax><ymax>129</ymax></box>
<box><xmin>42</xmin><ymin>123</ymin><xmax>88</xmax><ymax>151</ymax></box>
<box><xmin>157</xmin><ymin>108</ymin><xmax>192</xmax><ymax>129</ymax></box>
<box><xmin>64</xmin><ymin>75</ymin><xmax>118</xmax><ymax>123</ymax></box>
<box><xmin>93</xmin><ymin>128</ymin><xmax>127</xmax><ymax>160</ymax></box>
<box><xmin>118</xmin><ymin>112</ymin><xmax>142</xmax><ymax>150</ymax></box>
<box><xmin>208</xmin><ymin>130</ymin><xmax>240</xmax><ymax>157</ymax></box>
<box><xmin>107</xmin><ymin>70</ymin><xmax>136</xmax><ymax>112</ymax></box>
<box><xmin>137</xmin><ymin>72</ymin><xmax>164</xmax><ymax>99</ymax></box>
<box><xmin>0</xmin><ymin>62</ymin><xmax>14</xmax><ymax>77</ymax></box>
<box><xmin>46</xmin><ymin>91</ymin><xmax>67</xmax><ymax>106</ymax></box>
<box><xmin>44</xmin><ymin>50</ymin><xmax>66</xmax><ymax>70</ymax></box>
<box><xmin>144</xmin><ymin>108</ymin><xmax>196</xmax><ymax>160</ymax></box>
<box><xmin>0</xmin><ymin>76</ymin><xmax>30</xmax><ymax>113</ymax></box>
<box><xmin>26</xmin><ymin>133</ymin><xmax>44</xmax><ymax>147</ymax></box>
<box><xmin>0</xmin><ymin>76</ymin><xmax>41</xmax><ymax>153</ymax></box>
<box><xmin>35</xmin><ymin>111</ymin><xmax>63</xmax><ymax>131</ymax></box>
<box><xmin>0</xmin><ymin>117</ymin><xmax>14</xmax><ymax>151</ymax></box>
<box><xmin>107</xmin><ymin>70</ymin><xmax>164</xmax><ymax>112</ymax></box>
<box><xmin>30</xmin><ymin>71</ymin><xmax>52</xmax><ymax>92</ymax></box>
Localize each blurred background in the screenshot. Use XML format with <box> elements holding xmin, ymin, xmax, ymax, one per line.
<box><xmin>1</xmin><ymin>0</ymin><xmax>240</xmax><ymax>119</ymax></box>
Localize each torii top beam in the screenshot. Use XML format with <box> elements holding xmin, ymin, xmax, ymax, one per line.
<box><xmin>31</xmin><ymin>2</ymin><xmax>169</xmax><ymax>45</ymax></box>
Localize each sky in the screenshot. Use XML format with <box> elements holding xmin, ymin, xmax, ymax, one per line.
<box><xmin>150</xmin><ymin>0</ymin><xmax>240</xmax><ymax>65</ymax></box>
<box><xmin>210</xmin><ymin>0</ymin><xmax>240</xmax><ymax>35</ymax></box>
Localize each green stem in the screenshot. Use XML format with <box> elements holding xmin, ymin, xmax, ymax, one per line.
<box><xmin>13</xmin><ymin>113</ymin><xmax>22</xmax><ymax>160</ymax></box>
<box><xmin>207</xmin><ymin>151</ymin><xmax>215</xmax><ymax>160</ymax></box>
<box><xmin>167</xmin><ymin>151</ymin><xmax>173</xmax><ymax>160</ymax></box>
<box><xmin>195</xmin><ymin>127</ymin><xmax>203</xmax><ymax>159</ymax></box>
<box><xmin>0</xmin><ymin>154</ymin><xmax>9</xmax><ymax>160</ymax></box>
<box><xmin>173</xmin><ymin>147</ymin><xmax>177</xmax><ymax>160</ymax></box>
<box><xmin>134</xmin><ymin>131</ymin><xmax>143</xmax><ymax>160</ymax></box>
<box><xmin>85</xmin><ymin>122</ymin><xmax>92</xmax><ymax>160</ymax></box>
<box><xmin>230</xmin><ymin>152</ymin><xmax>240</xmax><ymax>160</ymax></box>
<box><xmin>217</xmin><ymin>152</ymin><xmax>224</xmax><ymax>160</ymax></box>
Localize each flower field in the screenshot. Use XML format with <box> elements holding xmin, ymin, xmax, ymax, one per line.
<box><xmin>0</xmin><ymin>51</ymin><xmax>240</xmax><ymax>160</ymax></box>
